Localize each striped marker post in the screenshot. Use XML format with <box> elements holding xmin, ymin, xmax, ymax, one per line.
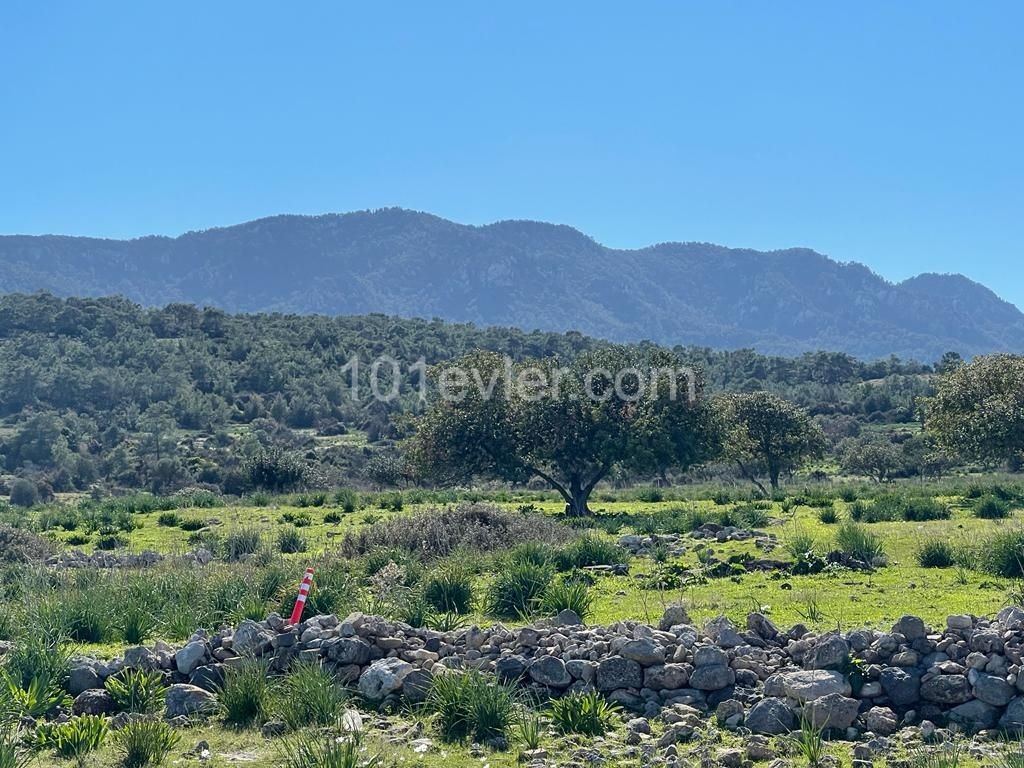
<box><xmin>289</xmin><ymin>567</ymin><xmax>315</xmax><ymax>625</ymax></box>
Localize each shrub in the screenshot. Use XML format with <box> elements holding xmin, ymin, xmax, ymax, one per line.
<box><xmin>9</xmin><ymin>479</ymin><xmax>39</xmax><ymax>509</ymax></box>
<box><xmin>34</xmin><ymin>714</ymin><xmax>108</xmax><ymax>762</ymax></box>
<box><xmin>425</xmin><ymin>671</ymin><xmax>517</xmax><ymax>743</ymax></box>
<box><xmin>485</xmin><ymin>560</ymin><xmax>553</xmax><ymax>619</ymax></box>
<box><xmin>540</xmin><ymin>577</ymin><xmax>593</xmax><ymax>621</ymax></box>
<box><xmin>280</xmin><ymin>511</ymin><xmax>313</xmax><ymax>527</ymax></box>
<box><xmin>105</xmin><ymin>668</ymin><xmax>166</xmax><ymax>714</ymax></box>
<box><xmin>848</xmin><ymin>501</ymin><xmax>868</xmax><ymax>522</ymax></box>
<box><xmin>975</xmin><ymin>495</ymin><xmax>1011</xmax><ymax>520</ymax></box>
<box><xmin>817</xmin><ymin>506</ymin><xmax>839</xmax><ymax>524</ymax></box>
<box><xmin>0</xmin><ymin>730</ymin><xmax>26</xmax><ymax>768</ymax></box>
<box><xmin>340</xmin><ymin>503</ymin><xmax>575</xmax><ymax>560</ymax></box>
<box><xmin>65</xmin><ymin>533</ymin><xmax>90</xmax><ymax>546</ymax></box>
<box><xmin>423</xmin><ymin>564</ymin><xmax>474</xmax><ymax>615</ymax></box>
<box><xmin>0</xmin><ymin>673</ymin><xmax>67</xmax><ymax>718</ymax></box>
<box><xmin>178</xmin><ymin>517</ymin><xmax>206</xmax><ymax>531</ymax></box>
<box><xmin>549</xmin><ymin>691</ymin><xmax>619</xmax><ymax>736</ymax></box>
<box><xmin>983</xmin><ymin>529</ymin><xmax>1024</xmax><ymax>578</ymax></box>
<box><xmin>2</xmin><ymin>635</ymin><xmax>71</xmax><ymax>693</ymax></box>
<box><xmin>334</xmin><ymin>488</ymin><xmax>360</xmax><ymax>514</ymax></box>
<box><xmin>117</xmin><ymin>604</ymin><xmax>160</xmax><ymax>645</ymax></box>
<box><xmin>916</xmin><ymin>539</ymin><xmax>956</xmax><ymax>568</ymax></box>
<box><xmin>277</xmin><ymin>528</ymin><xmax>308</xmax><ymax>554</ymax></box>
<box><xmin>95</xmin><ymin>533</ymin><xmax>127</xmax><ymax>550</ymax></box>
<box><xmin>785</xmin><ymin>529</ymin><xmax>818</xmax><ymax>559</ymax></box>
<box><xmin>275</xmin><ymin>661</ymin><xmax>348</xmax><ymax>731</ymax></box>
<box><xmin>323</xmin><ymin>510</ymin><xmax>343</xmax><ymax>524</ymax></box>
<box><xmin>157</xmin><ymin>512</ymin><xmax>180</xmax><ymax>527</ymax></box>
<box><xmin>277</xmin><ymin>731</ymin><xmax>375</xmax><ymax>768</ymax></box>
<box><xmin>836</xmin><ymin>522</ymin><xmax>885</xmax><ymax>563</ymax></box>
<box><xmin>60</xmin><ymin>592</ymin><xmax>112</xmax><ymax>643</ymax></box>
<box><xmin>555</xmin><ymin>535</ymin><xmax>627</xmax><ymax>570</ymax></box>
<box><xmin>219</xmin><ymin>659</ymin><xmax>272</xmax><ymax>726</ymax></box>
<box><xmin>224</xmin><ymin>528</ymin><xmax>264</xmax><ymax>561</ymax></box>
<box><xmin>902</xmin><ymin>497</ymin><xmax>951</xmax><ymax>522</ymax></box>
<box><xmin>113</xmin><ymin>718</ymin><xmax>180</xmax><ymax>768</ymax></box>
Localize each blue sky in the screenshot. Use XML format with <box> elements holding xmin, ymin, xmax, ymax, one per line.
<box><xmin>2</xmin><ymin>2</ymin><xmax>1022</xmax><ymax>307</ymax></box>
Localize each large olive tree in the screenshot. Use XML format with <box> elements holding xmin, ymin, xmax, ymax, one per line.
<box><xmin>924</xmin><ymin>353</ymin><xmax>1024</xmax><ymax>466</ymax></box>
<box><xmin>407</xmin><ymin>347</ymin><xmax>721</xmax><ymax>516</ymax></box>
<box><xmin>719</xmin><ymin>391</ymin><xmax>825</xmax><ymax>493</ymax></box>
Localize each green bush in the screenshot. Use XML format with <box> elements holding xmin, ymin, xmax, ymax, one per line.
<box><xmin>218</xmin><ymin>659</ymin><xmax>272</xmax><ymax>726</ymax></box>
<box><xmin>902</xmin><ymin>497</ymin><xmax>951</xmax><ymax>522</ymax></box>
<box><xmin>836</xmin><ymin>522</ymin><xmax>885</xmax><ymax>563</ymax></box>
<box><xmin>60</xmin><ymin>592</ymin><xmax>112</xmax><ymax>643</ymax></box>
<box><xmin>916</xmin><ymin>539</ymin><xmax>956</xmax><ymax>568</ymax></box>
<box><xmin>277</xmin><ymin>731</ymin><xmax>375</xmax><ymax>768</ymax></box>
<box><xmin>334</xmin><ymin>488</ymin><xmax>360</xmax><ymax>514</ymax></box>
<box><xmin>485</xmin><ymin>561</ymin><xmax>553</xmax><ymax>619</ymax></box>
<box><xmin>1</xmin><ymin>635</ymin><xmax>71</xmax><ymax>693</ymax></box>
<box><xmin>540</xmin><ymin>577</ymin><xmax>593</xmax><ymax>621</ymax></box>
<box><xmin>555</xmin><ymin>536</ymin><xmax>626</xmax><ymax>570</ymax></box>
<box><xmin>983</xmin><ymin>529</ymin><xmax>1024</xmax><ymax>578</ymax></box>
<box><xmin>94</xmin><ymin>533</ymin><xmax>127</xmax><ymax>550</ymax></box>
<box><xmin>157</xmin><ymin>512</ymin><xmax>180</xmax><ymax>527</ymax></box>
<box><xmin>425</xmin><ymin>671</ymin><xmax>517</xmax><ymax>743</ymax></box>
<box><xmin>34</xmin><ymin>714</ymin><xmax>109</xmax><ymax>761</ymax></box>
<box><xmin>113</xmin><ymin>717</ymin><xmax>180</xmax><ymax>768</ymax></box>
<box><xmin>275</xmin><ymin>661</ymin><xmax>348</xmax><ymax>731</ymax></box>
<box><xmin>224</xmin><ymin>528</ymin><xmax>264</xmax><ymax>561</ymax></box>
<box><xmin>105</xmin><ymin>668</ymin><xmax>166</xmax><ymax>714</ymax></box>
<box><xmin>975</xmin><ymin>495</ymin><xmax>1011</xmax><ymax>520</ymax></box>
<box><xmin>423</xmin><ymin>564</ymin><xmax>474</xmax><ymax>615</ymax></box>
<box><xmin>324</xmin><ymin>510</ymin><xmax>343</xmax><ymax>524</ymax></box>
<box><xmin>785</xmin><ymin>530</ymin><xmax>818</xmax><ymax>559</ymax></box>
<box><xmin>817</xmin><ymin>506</ymin><xmax>839</xmax><ymax>524</ymax></box>
<box><xmin>277</xmin><ymin>528</ymin><xmax>308</xmax><ymax>554</ymax></box>
<box><xmin>0</xmin><ymin>673</ymin><xmax>67</xmax><ymax>719</ymax></box>
<box><xmin>280</xmin><ymin>511</ymin><xmax>313</xmax><ymax>527</ymax></box>
<box><xmin>178</xmin><ymin>517</ymin><xmax>205</xmax><ymax>531</ymax></box>
<box><xmin>549</xmin><ymin>691</ymin><xmax>619</xmax><ymax>736</ymax></box>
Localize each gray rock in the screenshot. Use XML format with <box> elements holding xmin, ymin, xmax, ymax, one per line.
<box><xmin>621</xmin><ymin>638</ymin><xmax>665</xmax><ymax>665</ymax></box>
<box><xmin>596</xmin><ymin>656</ymin><xmax>643</xmax><ymax>691</ymax></box>
<box><xmin>402</xmin><ymin>668</ymin><xmax>433</xmax><ymax>703</ymax></box>
<box><xmin>529</xmin><ymin>656</ymin><xmax>572</xmax><ymax>688</ymax></box>
<box><xmin>715</xmin><ymin>698</ymin><xmax>745</xmax><ymax>728</ymax></box>
<box><xmin>694</xmin><ymin>646</ymin><xmax>729</xmax><ymax>667</ymax></box>
<box><xmin>644</xmin><ymin>664</ymin><xmax>689</xmax><ymax>690</ymax></box>
<box><xmin>689</xmin><ymin>665</ymin><xmax>735</xmax><ymax>691</ymax></box>
<box><xmin>705</xmin><ymin>616</ymin><xmax>744</xmax><ymax>648</ymax></box>
<box><xmin>123</xmin><ymin>646</ymin><xmax>160</xmax><ymax>671</ymax></box>
<box><xmin>805</xmin><ymin>693</ymin><xmax>860</xmax><ymax>730</ymax></box>
<box><xmin>72</xmin><ymin>689</ymin><xmax>116</xmax><ymax>715</ymax></box>
<box><xmin>892</xmin><ymin>615</ymin><xmax>926</xmax><ymax>640</ymax></box>
<box><xmin>554</xmin><ymin>609</ymin><xmax>582</xmax><ymax>627</ymax></box>
<box><xmin>495</xmin><ymin>655</ymin><xmax>527</xmax><ymax>683</ymax></box>
<box><xmin>880</xmin><ymin>667</ymin><xmax>920</xmax><ymax>708</ymax></box>
<box><xmin>358</xmin><ymin>658</ymin><xmax>413</xmax><ymax>701</ymax></box>
<box><xmin>948</xmin><ymin>698</ymin><xmax>999</xmax><ymax>731</ymax></box>
<box><xmin>805</xmin><ymin>635</ymin><xmax>850</xmax><ymax>671</ymax></box>
<box><xmin>165</xmin><ymin>684</ymin><xmax>218</xmax><ymax>717</ymax></box>
<box><xmin>175</xmin><ymin>641</ymin><xmax>207</xmax><ymax>676</ymax></box>
<box><xmin>782</xmin><ymin>670</ymin><xmax>852</xmax><ymax>701</ymax></box>
<box><xmin>328</xmin><ymin>637</ymin><xmax>372</xmax><ymax>666</ymax></box>
<box><xmin>746</xmin><ymin>697</ymin><xmax>796</xmax><ymax>735</ymax></box>
<box><xmin>189</xmin><ymin>664</ymin><xmax>224</xmax><ymax>692</ymax></box>
<box><xmin>659</xmin><ymin>605</ymin><xmax>691</xmax><ymax>631</ymax></box>
<box><xmin>68</xmin><ymin>663</ymin><xmax>102</xmax><ymax>696</ymax></box>
<box><xmin>1000</xmin><ymin>696</ymin><xmax>1024</xmax><ymax>734</ymax></box>
<box><xmin>231</xmin><ymin>620</ymin><xmax>273</xmax><ymax>656</ymax></box>
<box><xmin>864</xmin><ymin>706</ymin><xmax>898</xmax><ymax>735</ymax></box>
<box><xmin>972</xmin><ymin>673</ymin><xmax>1014</xmax><ymax>706</ymax></box>
<box><xmin>920</xmin><ymin>675</ymin><xmax>971</xmax><ymax>704</ymax></box>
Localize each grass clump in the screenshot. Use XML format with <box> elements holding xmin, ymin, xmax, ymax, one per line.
<box><xmin>422</xmin><ymin>563</ymin><xmax>475</xmax><ymax>615</ymax></box>
<box><xmin>485</xmin><ymin>560</ymin><xmax>553</xmax><ymax>619</ymax></box>
<box><xmin>425</xmin><ymin>670</ymin><xmax>517</xmax><ymax>744</ymax></box>
<box><xmin>277</xmin><ymin>527</ymin><xmax>308</xmax><ymax>554</ymax></box>
<box><xmin>219</xmin><ymin>659</ymin><xmax>272</xmax><ymax>726</ymax></box>
<box><xmin>34</xmin><ymin>714</ymin><xmax>108</xmax><ymax>764</ymax></box>
<box><xmin>549</xmin><ymin>691</ymin><xmax>619</xmax><ymax>736</ymax></box>
<box><xmin>816</xmin><ymin>505</ymin><xmax>839</xmax><ymax>524</ymax></box>
<box><xmin>277</xmin><ymin>731</ymin><xmax>377</xmax><ymax>768</ymax></box>
<box><xmin>113</xmin><ymin>717</ymin><xmax>180</xmax><ymax>768</ymax></box>
<box><xmin>835</xmin><ymin>521</ymin><xmax>885</xmax><ymax>563</ymax></box>
<box><xmin>975</xmin><ymin>494</ymin><xmax>1011</xmax><ymax>520</ymax></box>
<box><xmin>275</xmin><ymin>661</ymin><xmax>348</xmax><ymax>731</ymax></box>
<box><xmin>555</xmin><ymin>535</ymin><xmax>627</xmax><ymax>569</ymax></box>
<box><xmin>105</xmin><ymin>668</ymin><xmax>166</xmax><ymax>714</ymax></box>
<box><xmin>982</xmin><ymin>529</ymin><xmax>1024</xmax><ymax>578</ymax></box>
<box><xmin>223</xmin><ymin>528</ymin><xmax>264</xmax><ymax>561</ymax></box>
<box><xmin>540</xmin><ymin>576</ymin><xmax>593</xmax><ymax>622</ymax></box>
<box><xmin>916</xmin><ymin>539</ymin><xmax>956</xmax><ymax>569</ymax></box>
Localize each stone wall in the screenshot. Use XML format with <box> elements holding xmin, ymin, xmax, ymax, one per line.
<box><xmin>64</xmin><ymin>606</ymin><xmax>1024</xmax><ymax>739</ymax></box>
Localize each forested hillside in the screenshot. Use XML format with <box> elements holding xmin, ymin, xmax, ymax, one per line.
<box><xmin>0</xmin><ymin>294</ymin><xmax>940</xmax><ymax>499</ymax></box>
<box><xmin>2</xmin><ymin>209</ymin><xmax>1022</xmax><ymax>360</ymax></box>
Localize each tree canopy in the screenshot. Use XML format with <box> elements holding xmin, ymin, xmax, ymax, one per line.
<box><xmin>408</xmin><ymin>348</ymin><xmax>721</xmax><ymax>515</ymax></box>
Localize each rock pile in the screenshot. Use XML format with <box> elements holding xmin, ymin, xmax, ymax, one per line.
<box><xmin>65</xmin><ymin>606</ymin><xmax>1024</xmax><ymax>740</ymax></box>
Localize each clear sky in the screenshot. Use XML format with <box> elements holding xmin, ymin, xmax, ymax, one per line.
<box><xmin>2</xmin><ymin>2</ymin><xmax>1021</xmax><ymax>307</ymax></box>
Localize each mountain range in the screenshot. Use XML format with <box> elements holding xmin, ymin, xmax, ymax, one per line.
<box><xmin>1</xmin><ymin>208</ymin><xmax>1021</xmax><ymax>361</ymax></box>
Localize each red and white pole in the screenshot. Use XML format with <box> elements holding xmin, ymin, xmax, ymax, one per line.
<box><xmin>289</xmin><ymin>568</ymin><xmax>315</xmax><ymax>625</ymax></box>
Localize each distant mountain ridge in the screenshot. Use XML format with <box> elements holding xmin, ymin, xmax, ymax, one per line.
<box><xmin>1</xmin><ymin>208</ymin><xmax>1021</xmax><ymax>360</ymax></box>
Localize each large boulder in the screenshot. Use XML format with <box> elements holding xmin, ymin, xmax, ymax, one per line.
<box><xmin>1000</xmin><ymin>696</ymin><xmax>1024</xmax><ymax>734</ymax></box>
<box><xmin>529</xmin><ymin>656</ymin><xmax>572</xmax><ymax>688</ymax></box>
<box><xmin>495</xmin><ymin>655</ymin><xmax>527</xmax><ymax>683</ymax></box>
<box><xmin>972</xmin><ymin>673</ymin><xmax>1015</xmax><ymax>706</ymax></box>
<box><xmin>175</xmin><ymin>641</ymin><xmax>208</xmax><ymax>676</ymax></box>
<box><xmin>920</xmin><ymin>675</ymin><xmax>972</xmax><ymax>705</ymax></box>
<box><xmin>644</xmin><ymin>664</ymin><xmax>689</xmax><ymax>691</ymax></box>
<box><xmin>864</xmin><ymin>706</ymin><xmax>898</xmax><ymax>735</ymax></box>
<box><xmin>621</xmin><ymin>638</ymin><xmax>665</xmax><ymax>666</ymax></box>
<box><xmin>68</xmin><ymin>663</ymin><xmax>102</xmax><ymax>696</ymax></box>
<box><xmin>805</xmin><ymin>693</ymin><xmax>860</xmax><ymax>731</ymax></box>
<box><xmin>358</xmin><ymin>658</ymin><xmax>413</xmax><ymax>702</ymax></box>
<box><xmin>781</xmin><ymin>670</ymin><xmax>851</xmax><ymax>701</ymax></box>
<box><xmin>880</xmin><ymin>666</ymin><xmax>920</xmax><ymax>708</ymax></box>
<box><xmin>805</xmin><ymin>636</ymin><xmax>850</xmax><ymax>671</ymax></box>
<box><xmin>746</xmin><ymin>698</ymin><xmax>795</xmax><ymax>735</ymax></box>
<box><xmin>231</xmin><ymin>620</ymin><xmax>274</xmax><ymax>656</ymax></box>
<box><xmin>948</xmin><ymin>699</ymin><xmax>999</xmax><ymax>731</ymax></box>
<box><xmin>326</xmin><ymin>637</ymin><xmax>373</xmax><ymax>666</ymax></box>
<box><xmin>165</xmin><ymin>684</ymin><xmax>218</xmax><ymax>717</ymax></box>
<box><xmin>72</xmin><ymin>689</ymin><xmax>116</xmax><ymax>716</ymax></box>
<box><xmin>690</xmin><ymin>664</ymin><xmax>735</xmax><ymax>691</ymax></box>
<box><xmin>596</xmin><ymin>656</ymin><xmax>643</xmax><ymax>692</ymax></box>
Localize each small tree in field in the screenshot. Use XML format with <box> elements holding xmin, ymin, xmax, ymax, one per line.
<box><xmin>407</xmin><ymin>348</ymin><xmax>721</xmax><ymax>516</ymax></box>
<box><xmin>719</xmin><ymin>392</ymin><xmax>825</xmax><ymax>494</ymax></box>
<box><xmin>924</xmin><ymin>354</ymin><xmax>1024</xmax><ymax>468</ymax></box>
<box><xmin>839</xmin><ymin>435</ymin><xmax>902</xmax><ymax>483</ymax></box>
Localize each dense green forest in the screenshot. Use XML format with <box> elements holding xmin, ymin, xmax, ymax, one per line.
<box><xmin>0</xmin><ymin>293</ymin><xmax>944</xmax><ymax>500</ymax></box>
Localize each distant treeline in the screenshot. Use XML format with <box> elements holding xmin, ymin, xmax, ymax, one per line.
<box><xmin>0</xmin><ymin>293</ymin><xmax>944</xmax><ymax>498</ymax></box>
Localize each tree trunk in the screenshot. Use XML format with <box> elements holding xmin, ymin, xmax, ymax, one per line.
<box><xmin>565</xmin><ymin>492</ymin><xmax>592</xmax><ymax>517</ymax></box>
